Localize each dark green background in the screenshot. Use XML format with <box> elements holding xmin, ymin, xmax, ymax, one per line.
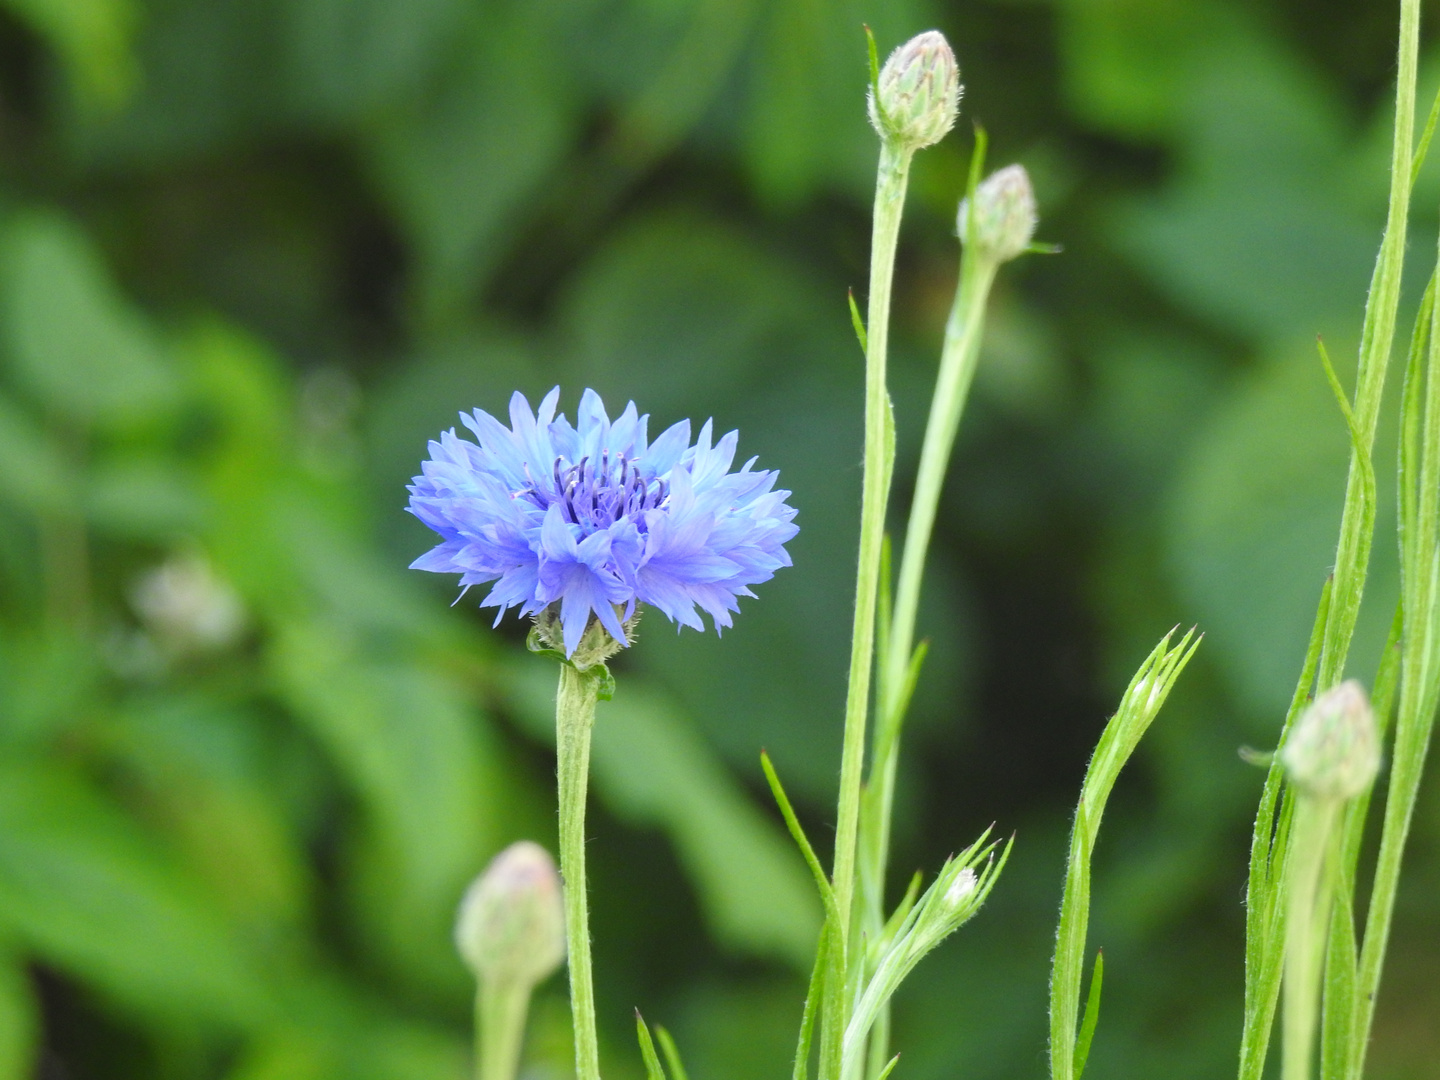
<box><xmin>0</xmin><ymin>0</ymin><xmax>1437</xmax><ymax>1077</ymax></box>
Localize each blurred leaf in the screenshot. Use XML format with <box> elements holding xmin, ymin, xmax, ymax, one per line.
<box><xmin>0</xmin><ymin>950</ymin><xmax>36</xmax><ymax>1080</ymax></box>
<box><xmin>559</xmin><ymin>211</ymin><xmax>819</xmax><ymax>418</ymax></box>
<box><xmin>0</xmin><ymin>759</ymin><xmax>274</xmax><ymax>1026</ymax></box>
<box><xmin>1166</xmin><ymin>347</ymin><xmax>1398</xmax><ymax>721</ymax></box>
<box><xmin>0</xmin><ymin>0</ymin><xmax>137</xmax><ymax>108</ymax></box>
<box><xmin>0</xmin><ymin>392</ymin><xmax>78</xmax><ymax>514</ymax></box>
<box><xmin>1110</xmin><ymin>17</ymin><xmax>1377</xmax><ymax>343</ymax></box>
<box><xmin>365</xmin><ymin>8</ymin><xmax>578</xmax><ymax>316</ymax></box>
<box><xmin>0</xmin><ymin>211</ymin><xmax>178</xmax><ymax>430</ymax></box>
<box><xmin>85</xmin><ymin>456</ymin><xmax>204</xmax><ymax>539</ymax></box>
<box><xmin>284</xmin><ymin>0</ymin><xmax>469</xmax><ymax>121</ymax></box>
<box><xmin>270</xmin><ymin>618</ymin><xmax>505</xmax><ymax>992</ymax></box>
<box><xmin>740</xmin><ymin>0</ymin><xmax>934</xmax><ymax>205</ymax></box>
<box><xmin>1056</xmin><ymin>0</ymin><xmax>1233</xmax><ymax>138</ymax></box>
<box><xmin>507</xmin><ymin>663</ymin><xmax>820</xmax><ymax>969</ymax></box>
<box><xmin>0</xmin><ymin>630</ymin><xmax>102</xmax><ymax>746</ymax></box>
<box><xmin>108</xmin><ymin>696</ymin><xmax>312</xmax><ymax>933</ymax></box>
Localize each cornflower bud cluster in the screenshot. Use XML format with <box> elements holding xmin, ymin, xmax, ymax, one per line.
<box><xmin>868</xmin><ymin>31</ymin><xmax>961</xmax><ymax>151</ymax></box>
<box><xmin>456</xmin><ymin>840</ymin><xmax>566</xmax><ymax>988</ymax></box>
<box><xmin>958</xmin><ymin>164</ymin><xmax>1038</xmax><ymax>264</ymax></box>
<box><xmin>1281</xmin><ymin>679</ymin><xmax>1381</xmax><ymax>802</ymax></box>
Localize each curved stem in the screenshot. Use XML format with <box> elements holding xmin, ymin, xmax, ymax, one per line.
<box><xmin>557</xmin><ymin>662</ymin><xmax>604</xmax><ymax>1080</ymax></box>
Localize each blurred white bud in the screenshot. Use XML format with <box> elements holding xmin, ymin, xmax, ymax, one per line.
<box><xmin>958</xmin><ymin>164</ymin><xmax>1038</xmax><ymax>263</ymax></box>
<box><xmin>868</xmin><ymin>31</ymin><xmax>961</xmax><ymax>151</ymax></box>
<box><xmin>1281</xmin><ymin>680</ymin><xmax>1381</xmax><ymax>802</ymax></box>
<box><xmin>130</xmin><ymin>551</ymin><xmax>245</xmax><ymax>654</ymax></box>
<box><xmin>943</xmin><ymin>866</ymin><xmax>977</xmax><ymax>909</ymax></box>
<box><xmin>456</xmin><ymin>841</ymin><xmax>565</xmax><ymax>986</ymax></box>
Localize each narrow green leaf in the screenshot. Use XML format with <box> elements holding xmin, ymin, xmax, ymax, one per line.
<box><xmin>1238</xmin><ymin>576</ymin><xmax>1332</xmax><ymax>1080</ymax></box>
<box><xmin>1316</xmin><ymin>336</ymin><xmax>1376</xmax><ymax>524</ymax></box>
<box><xmin>760</xmin><ymin>752</ymin><xmax>841</xmax><ymax>926</ymax></box>
<box><xmin>635</xmin><ymin>1012</ymin><xmax>667</xmax><ymax>1080</ymax></box>
<box><xmin>1410</xmin><ymin>78</ymin><xmax>1440</xmax><ymax>187</ymax></box>
<box><xmin>874</xmin><ymin>1053</ymin><xmax>901</xmax><ymax>1080</ymax></box>
<box><xmin>849</xmin><ymin>289</ymin><xmax>868</xmax><ymax>356</ymax></box>
<box><xmin>1072</xmin><ymin>950</ymin><xmax>1103</xmax><ymax>1080</ymax></box>
<box><xmin>961</xmin><ymin>126</ymin><xmax>988</xmax><ymax>246</ymax></box>
<box><xmin>792</xmin><ymin>925</ymin><xmax>830</xmax><ymax>1080</ymax></box>
<box><xmin>655</xmin><ymin>1027</ymin><xmax>689</xmax><ymax>1080</ymax></box>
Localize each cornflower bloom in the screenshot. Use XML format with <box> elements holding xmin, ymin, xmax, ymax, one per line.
<box><xmin>408</xmin><ymin>387</ymin><xmax>798</xmax><ymax>656</ymax></box>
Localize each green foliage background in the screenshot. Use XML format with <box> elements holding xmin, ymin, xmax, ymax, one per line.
<box><xmin>0</xmin><ymin>0</ymin><xmax>1437</xmax><ymax>1077</ymax></box>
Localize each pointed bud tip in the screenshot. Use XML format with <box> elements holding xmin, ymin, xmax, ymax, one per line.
<box><xmin>455</xmin><ymin>840</ymin><xmax>566</xmax><ymax>985</ymax></box>
<box><xmin>958</xmin><ymin>164</ymin><xmax>1038</xmax><ymax>264</ymax></box>
<box><xmin>869</xmin><ymin>30</ymin><xmax>962</xmax><ymax>150</ymax></box>
<box><xmin>1281</xmin><ymin>679</ymin><xmax>1380</xmax><ymax>802</ymax></box>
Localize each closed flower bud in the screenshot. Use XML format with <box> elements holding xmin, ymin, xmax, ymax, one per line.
<box><xmin>456</xmin><ymin>841</ymin><xmax>565</xmax><ymax>986</ymax></box>
<box><xmin>1281</xmin><ymin>680</ymin><xmax>1380</xmax><ymax>802</ymax></box>
<box><xmin>958</xmin><ymin>164</ymin><xmax>1038</xmax><ymax>263</ymax></box>
<box><xmin>868</xmin><ymin>31</ymin><xmax>961</xmax><ymax>151</ymax></box>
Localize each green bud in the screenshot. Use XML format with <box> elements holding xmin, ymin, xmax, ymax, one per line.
<box><xmin>456</xmin><ymin>841</ymin><xmax>566</xmax><ymax>986</ymax></box>
<box><xmin>1281</xmin><ymin>680</ymin><xmax>1380</xmax><ymax>802</ymax></box>
<box><xmin>868</xmin><ymin>31</ymin><xmax>961</xmax><ymax>151</ymax></box>
<box><xmin>958</xmin><ymin>164</ymin><xmax>1038</xmax><ymax>263</ymax></box>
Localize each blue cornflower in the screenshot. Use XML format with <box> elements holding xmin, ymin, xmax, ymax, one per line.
<box><xmin>408</xmin><ymin>388</ymin><xmax>799</xmax><ymax>657</ymax></box>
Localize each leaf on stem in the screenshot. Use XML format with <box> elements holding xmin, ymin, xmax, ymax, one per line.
<box><xmin>1073</xmin><ymin>949</ymin><xmax>1103</xmax><ymax>1080</ymax></box>
<box><xmin>656</xmin><ymin>1026</ymin><xmax>689</xmax><ymax>1080</ymax></box>
<box><xmin>849</xmin><ymin>289</ymin><xmax>869</xmax><ymax>356</ymax></box>
<box><xmin>760</xmin><ymin>752</ymin><xmax>841</xmax><ymax>925</ymax></box>
<box><xmin>635</xmin><ymin>1012</ymin><xmax>668</xmax><ymax>1080</ymax></box>
<box><xmin>791</xmin><ymin>924</ymin><xmax>829</xmax><ymax>1080</ymax></box>
<box><xmin>1410</xmin><ymin>79</ymin><xmax>1440</xmax><ymax>187</ymax></box>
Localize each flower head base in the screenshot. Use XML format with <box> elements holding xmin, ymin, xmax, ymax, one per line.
<box><xmin>958</xmin><ymin>164</ymin><xmax>1038</xmax><ymax>264</ymax></box>
<box><xmin>408</xmin><ymin>388</ymin><xmax>799</xmax><ymax>657</ymax></box>
<box><xmin>868</xmin><ymin>31</ymin><xmax>961</xmax><ymax>151</ymax></box>
<box><xmin>1282</xmin><ymin>679</ymin><xmax>1381</xmax><ymax>802</ymax></box>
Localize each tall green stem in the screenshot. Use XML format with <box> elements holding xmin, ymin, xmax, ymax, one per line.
<box><xmin>477</xmin><ymin>979</ymin><xmax>531</xmax><ymax>1080</ymax></box>
<box><xmin>823</xmin><ymin>137</ymin><xmax>913</xmax><ymax>1080</ymax></box>
<box><xmin>1315</xmin><ymin>0</ymin><xmax>1419</xmax><ymax>689</ymax></box>
<box><xmin>556</xmin><ymin>662</ymin><xmax>604</xmax><ymax>1080</ymax></box>
<box><xmin>833</xmin><ymin>139</ymin><xmax>913</xmax><ymax>931</ymax></box>
<box><xmin>1348</xmin><ymin>203</ymin><xmax>1440</xmax><ymax>1080</ymax></box>
<box><xmin>853</xmin><ymin>246</ymin><xmax>1000</xmax><ymax>1080</ymax></box>
<box><xmin>862</xmin><ymin>252</ymin><xmax>1000</xmax><ymax>909</ymax></box>
<box><xmin>1281</xmin><ymin>798</ymin><xmax>1338</xmax><ymax>1080</ymax></box>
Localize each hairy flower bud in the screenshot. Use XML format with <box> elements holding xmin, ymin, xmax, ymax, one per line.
<box><xmin>456</xmin><ymin>841</ymin><xmax>565</xmax><ymax>986</ymax></box>
<box><xmin>868</xmin><ymin>31</ymin><xmax>961</xmax><ymax>151</ymax></box>
<box><xmin>1281</xmin><ymin>680</ymin><xmax>1380</xmax><ymax>802</ymax></box>
<box><xmin>958</xmin><ymin>164</ymin><xmax>1038</xmax><ymax>263</ymax></box>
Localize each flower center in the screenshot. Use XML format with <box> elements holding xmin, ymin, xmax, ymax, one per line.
<box><xmin>522</xmin><ymin>452</ymin><xmax>670</xmax><ymax>531</ymax></box>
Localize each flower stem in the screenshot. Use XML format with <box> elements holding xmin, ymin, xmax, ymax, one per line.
<box><xmin>863</xmin><ymin>248</ymin><xmax>1000</xmax><ymax>918</ymax></box>
<box><xmin>556</xmin><ymin>661</ymin><xmax>604</xmax><ymax>1080</ymax></box>
<box><xmin>1282</xmin><ymin>797</ymin><xmax>1339</xmax><ymax>1080</ymax></box>
<box><xmin>477</xmin><ymin>978</ymin><xmax>532</xmax><ymax>1080</ymax></box>
<box><xmin>825</xmin><ymin>136</ymin><xmax>913</xmax><ymax>1080</ymax></box>
<box><xmin>854</xmin><ymin>246</ymin><xmax>1000</xmax><ymax>1080</ymax></box>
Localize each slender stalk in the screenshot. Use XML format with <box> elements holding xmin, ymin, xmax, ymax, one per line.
<box><xmin>1240</xmin><ymin>5</ymin><xmax>1419</xmax><ymax>1074</ymax></box>
<box><xmin>1315</xmin><ymin>0</ymin><xmax>1419</xmax><ymax>690</ymax></box>
<box><xmin>1281</xmin><ymin>798</ymin><xmax>1338</xmax><ymax>1080</ymax></box>
<box><xmin>556</xmin><ymin>662</ymin><xmax>604</xmax><ymax>1080</ymax></box>
<box><xmin>853</xmin><ymin>244</ymin><xmax>1000</xmax><ymax>1080</ymax></box>
<box><xmin>477</xmin><ymin>979</ymin><xmax>532</xmax><ymax>1080</ymax></box>
<box><xmin>1348</xmin><ymin>222</ymin><xmax>1440</xmax><ymax>1080</ymax></box>
<box><xmin>863</xmin><ymin>251</ymin><xmax>1000</xmax><ymax>906</ymax></box>
<box><xmin>824</xmin><ymin>136</ymin><xmax>913</xmax><ymax>1080</ymax></box>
